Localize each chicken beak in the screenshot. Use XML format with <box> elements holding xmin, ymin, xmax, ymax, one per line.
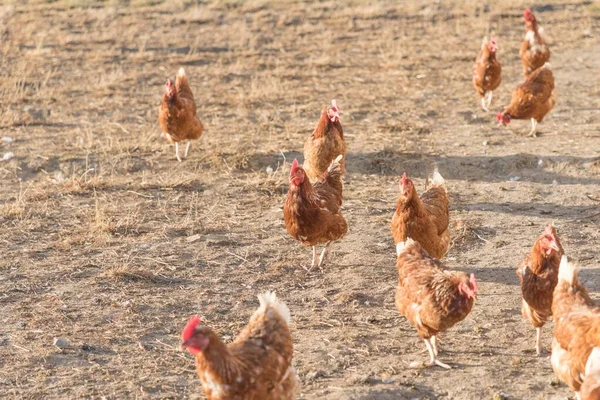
<box><xmin>549</xmin><ymin>241</ymin><xmax>560</xmax><ymax>252</ymax></box>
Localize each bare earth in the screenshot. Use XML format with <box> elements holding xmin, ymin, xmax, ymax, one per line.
<box><xmin>1</xmin><ymin>1</ymin><xmax>599</xmax><ymax>399</ymax></box>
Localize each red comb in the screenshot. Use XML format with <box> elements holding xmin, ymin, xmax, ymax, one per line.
<box><xmin>182</xmin><ymin>316</ymin><xmax>201</xmax><ymax>342</ymax></box>
<box><xmin>331</xmin><ymin>99</ymin><xmax>338</xmax><ymax>111</ymax></box>
<box><xmin>524</xmin><ymin>8</ymin><xmax>531</xmax><ymax>16</ymax></box>
<box><xmin>496</xmin><ymin>113</ymin><xmax>503</xmax><ymax>122</ymax></box>
<box><xmin>291</xmin><ymin>159</ymin><xmax>299</xmax><ymax>174</ymax></box>
<box><xmin>400</xmin><ymin>172</ymin><xmax>408</xmax><ymax>185</ymax></box>
<box><xmin>544</xmin><ymin>225</ymin><xmax>555</xmax><ymax>237</ymax></box>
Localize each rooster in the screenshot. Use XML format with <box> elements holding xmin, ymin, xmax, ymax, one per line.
<box><xmin>395</xmin><ymin>238</ymin><xmax>477</xmax><ymax>369</ymax></box>
<box><xmin>582</xmin><ymin>348</ymin><xmax>600</xmax><ymax>400</ymax></box>
<box><xmin>473</xmin><ymin>36</ymin><xmax>501</xmax><ymax>111</ymax></box>
<box><xmin>516</xmin><ymin>225</ymin><xmax>563</xmax><ymax>355</ymax></box>
<box><xmin>158</xmin><ymin>68</ymin><xmax>204</xmax><ymax>162</ymax></box>
<box><xmin>284</xmin><ymin>155</ymin><xmax>347</xmax><ymax>271</ymax></box>
<box><xmin>303</xmin><ymin>100</ymin><xmax>346</xmax><ymax>181</ymax></box>
<box><xmin>497</xmin><ymin>63</ymin><xmax>556</xmax><ymax>137</ymax></box>
<box><xmin>520</xmin><ymin>8</ymin><xmax>550</xmax><ymax>77</ymax></box>
<box><xmin>181</xmin><ymin>292</ymin><xmax>300</xmax><ymax>400</ymax></box>
<box><xmin>391</xmin><ymin>169</ymin><xmax>450</xmax><ymax>259</ymax></box>
<box><xmin>551</xmin><ymin>256</ymin><xmax>600</xmax><ymax>397</ymax></box>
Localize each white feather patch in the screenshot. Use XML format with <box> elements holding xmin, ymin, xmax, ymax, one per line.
<box><xmin>396</xmin><ymin>238</ymin><xmax>415</xmax><ymax>256</ymax></box>
<box><xmin>430</xmin><ymin>167</ymin><xmax>445</xmax><ymax>187</ymax></box>
<box><xmin>557</xmin><ymin>255</ymin><xmax>577</xmax><ymax>285</ymax></box>
<box><xmin>178</xmin><ymin>67</ymin><xmax>186</xmax><ymax>77</ymax></box>
<box><xmin>257</xmin><ymin>291</ymin><xmax>291</xmax><ymax>325</ymax></box>
<box><xmin>586</xmin><ymin>348</ymin><xmax>600</xmax><ymax>376</ymax></box>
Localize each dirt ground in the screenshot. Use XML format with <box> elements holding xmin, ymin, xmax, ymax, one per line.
<box><xmin>0</xmin><ymin>0</ymin><xmax>599</xmax><ymax>399</ymax></box>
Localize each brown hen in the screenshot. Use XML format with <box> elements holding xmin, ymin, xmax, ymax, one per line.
<box><xmin>284</xmin><ymin>155</ymin><xmax>347</xmax><ymax>271</ymax></box>
<box><xmin>181</xmin><ymin>292</ymin><xmax>299</xmax><ymax>400</ymax></box>
<box><xmin>303</xmin><ymin>100</ymin><xmax>346</xmax><ymax>181</ymax></box>
<box><xmin>391</xmin><ymin>169</ymin><xmax>450</xmax><ymax>259</ymax></box>
<box><xmin>158</xmin><ymin>68</ymin><xmax>204</xmax><ymax>162</ymax></box>
<box><xmin>551</xmin><ymin>257</ymin><xmax>600</xmax><ymax>396</ymax></box>
<box><xmin>395</xmin><ymin>239</ymin><xmax>477</xmax><ymax>369</ymax></box>
<box><xmin>473</xmin><ymin>36</ymin><xmax>501</xmax><ymax>111</ymax></box>
<box><xmin>516</xmin><ymin>225</ymin><xmax>563</xmax><ymax>355</ymax></box>
<box><xmin>520</xmin><ymin>8</ymin><xmax>550</xmax><ymax>77</ymax></box>
<box><xmin>497</xmin><ymin>63</ymin><xmax>556</xmax><ymax>137</ymax></box>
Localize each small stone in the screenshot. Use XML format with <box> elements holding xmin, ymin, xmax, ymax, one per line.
<box><xmin>2</xmin><ymin>152</ymin><xmax>14</xmax><ymax>161</ymax></box>
<box><xmin>53</xmin><ymin>337</ymin><xmax>70</xmax><ymax>348</ymax></box>
<box><xmin>408</xmin><ymin>360</ymin><xmax>424</xmax><ymax>369</ymax></box>
<box><xmin>265</xmin><ymin>166</ymin><xmax>274</xmax><ymax>174</ymax></box>
<box><xmin>537</xmin><ymin>159</ymin><xmax>543</xmax><ymax>167</ymax></box>
<box><xmin>306</xmin><ymin>370</ymin><xmax>326</xmax><ymax>381</ymax></box>
<box><xmin>552</xmin><ymin>179</ymin><xmax>558</xmax><ymax>185</ymax></box>
<box><xmin>186</xmin><ymin>234</ymin><xmax>202</xmax><ymax>243</ymax></box>
<box><xmin>2</xmin><ymin>136</ymin><xmax>13</xmax><ymax>143</ymax></box>
<box><xmin>509</xmin><ymin>176</ymin><xmax>520</xmax><ymax>182</ymax></box>
<box><xmin>482</xmin><ymin>140</ymin><xmax>488</xmax><ymax>146</ymax></box>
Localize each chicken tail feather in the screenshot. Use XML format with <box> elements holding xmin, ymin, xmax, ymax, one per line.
<box><xmin>558</xmin><ymin>255</ymin><xmax>578</xmax><ymax>285</ymax></box>
<box><xmin>429</xmin><ymin>167</ymin><xmax>445</xmax><ymax>187</ymax></box>
<box><xmin>257</xmin><ymin>291</ymin><xmax>291</xmax><ymax>325</ymax></box>
<box><xmin>396</xmin><ymin>238</ymin><xmax>416</xmax><ymax>256</ymax></box>
<box><xmin>542</xmin><ymin>62</ymin><xmax>552</xmax><ymax>70</ymax></box>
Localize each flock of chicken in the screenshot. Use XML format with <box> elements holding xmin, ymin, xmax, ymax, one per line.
<box><xmin>158</xmin><ymin>8</ymin><xmax>599</xmax><ymax>400</ymax></box>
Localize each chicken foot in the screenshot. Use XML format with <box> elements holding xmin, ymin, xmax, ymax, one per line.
<box><xmin>528</xmin><ymin>118</ymin><xmax>539</xmax><ymax>137</ymax></box>
<box><xmin>424</xmin><ymin>337</ymin><xmax>451</xmax><ymax>369</ymax></box>
<box><xmin>481</xmin><ymin>91</ymin><xmax>493</xmax><ymax>112</ymax></box>
<box><xmin>184</xmin><ymin>140</ymin><xmax>191</xmax><ymax>158</ymax></box>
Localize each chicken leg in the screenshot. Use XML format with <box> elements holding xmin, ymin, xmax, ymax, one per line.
<box><xmin>318</xmin><ymin>241</ymin><xmax>332</xmax><ymax>268</ymax></box>
<box><xmin>481</xmin><ymin>91</ymin><xmax>493</xmax><ymax>112</ymax></box>
<box><xmin>184</xmin><ymin>140</ymin><xmax>191</xmax><ymax>158</ymax></box>
<box><xmin>424</xmin><ymin>338</ymin><xmax>451</xmax><ymax>369</ymax></box>
<box><xmin>431</xmin><ymin>335</ymin><xmax>439</xmax><ymax>356</ymax></box>
<box><xmin>535</xmin><ymin>327</ymin><xmax>542</xmax><ymax>356</ymax></box>
<box><xmin>308</xmin><ymin>246</ymin><xmax>318</xmax><ymax>272</ymax></box>
<box><xmin>175</xmin><ymin>142</ymin><xmax>182</xmax><ymax>162</ymax></box>
<box><xmin>528</xmin><ymin>118</ymin><xmax>538</xmax><ymax>137</ymax></box>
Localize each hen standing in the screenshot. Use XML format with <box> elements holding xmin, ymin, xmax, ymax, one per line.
<box><xmin>551</xmin><ymin>256</ymin><xmax>600</xmax><ymax>397</ymax></box>
<box><xmin>158</xmin><ymin>68</ymin><xmax>204</xmax><ymax>162</ymax></box>
<box><xmin>520</xmin><ymin>8</ymin><xmax>550</xmax><ymax>77</ymax></box>
<box><xmin>181</xmin><ymin>292</ymin><xmax>300</xmax><ymax>400</ymax></box>
<box><xmin>516</xmin><ymin>225</ymin><xmax>563</xmax><ymax>355</ymax></box>
<box><xmin>497</xmin><ymin>63</ymin><xmax>556</xmax><ymax>137</ymax></box>
<box><xmin>284</xmin><ymin>155</ymin><xmax>347</xmax><ymax>271</ymax></box>
<box><xmin>473</xmin><ymin>36</ymin><xmax>501</xmax><ymax>111</ymax></box>
<box><xmin>303</xmin><ymin>100</ymin><xmax>346</xmax><ymax>181</ymax></box>
<box><xmin>395</xmin><ymin>239</ymin><xmax>477</xmax><ymax>369</ymax></box>
<box><xmin>391</xmin><ymin>169</ymin><xmax>450</xmax><ymax>259</ymax></box>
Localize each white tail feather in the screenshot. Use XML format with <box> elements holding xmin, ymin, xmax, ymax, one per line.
<box><xmin>542</xmin><ymin>62</ymin><xmax>552</xmax><ymax>69</ymax></box>
<box><xmin>333</xmin><ymin>154</ymin><xmax>343</xmax><ymax>164</ymax></box>
<box><xmin>430</xmin><ymin>167</ymin><xmax>445</xmax><ymax>187</ymax></box>
<box><xmin>178</xmin><ymin>67</ymin><xmax>186</xmax><ymax>77</ymax></box>
<box><xmin>396</xmin><ymin>238</ymin><xmax>416</xmax><ymax>256</ymax></box>
<box><xmin>558</xmin><ymin>255</ymin><xmax>577</xmax><ymax>285</ymax></box>
<box><xmin>586</xmin><ymin>348</ymin><xmax>600</xmax><ymax>376</ymax></box>
<box><xmin>257</xmin><ymin>291</ymin><xmax>291</xmax><ymax>325</ymax></box>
